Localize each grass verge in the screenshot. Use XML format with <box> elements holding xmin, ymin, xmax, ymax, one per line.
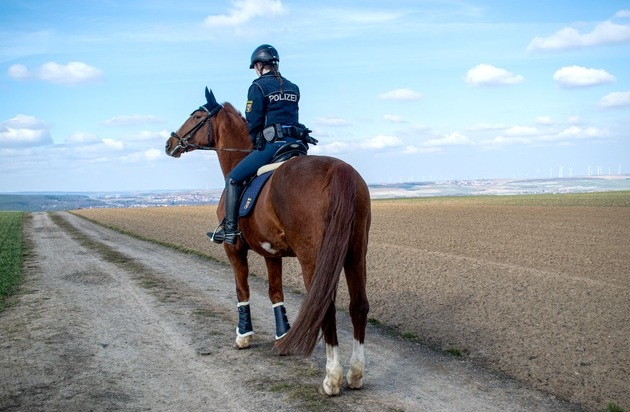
<box><xmin>0</xmin><ymin>211</ymin><xmax>25</xmax><ymax>312</ymax></box>
<box><xmin>602</xmin><ymin>401</ymin><xmax>625</xmax><ymax>412</ymax></box>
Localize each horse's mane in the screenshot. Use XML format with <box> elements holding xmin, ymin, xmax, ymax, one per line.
<box><xmin>213</xmin><ymin>102</ymin><xmax>249</xmax><ymax>144</ymax></box>
<box><xmin>221</xmin><ymin>102</ymin><xmax>247</xmax><ymax>125</ymax></box>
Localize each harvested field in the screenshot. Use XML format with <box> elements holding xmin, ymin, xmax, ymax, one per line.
<box><xmin>73</xmin><ymin>191</ymin><xmax>630</xmax><ymax>411</ymax></box>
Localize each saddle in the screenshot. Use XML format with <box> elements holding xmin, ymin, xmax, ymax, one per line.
<box><xmin>238</xmin><ymin>141</ymin><xmax>307</xmax><ymax>217</ymax></box>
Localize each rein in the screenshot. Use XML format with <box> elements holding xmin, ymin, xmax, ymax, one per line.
<box><xmin>170</xmin><ymin>105</ymin><xmax>253</xmax><ymax>154</ymax></box>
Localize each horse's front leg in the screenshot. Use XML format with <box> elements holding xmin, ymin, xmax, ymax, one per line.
<box><xmin>265</xmin><ymin>257</ymin><xmax>291</xmax><ymax>340</ymax></box>
<box><xmin>226</xmin><ymin>245</ymin><xmax>254</xmax><ymax>349</ymax></box>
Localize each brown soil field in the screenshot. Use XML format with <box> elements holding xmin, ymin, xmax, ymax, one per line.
<box><xmin>73</xmin><ymin>192</ymin><xmax>630</xmax><ymax>411</ymax></box>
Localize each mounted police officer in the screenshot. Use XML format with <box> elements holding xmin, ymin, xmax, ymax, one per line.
<box><xmin>212</xmin><ymin>44</ymin><xmax>316</xmax><ymax>245</ymax></box>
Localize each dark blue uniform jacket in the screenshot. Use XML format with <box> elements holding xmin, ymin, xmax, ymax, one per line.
<box><xmin>228</xmin><ymin>72</ymin><xmax>302</xmax><ymax>184</ymax></box>
<box><xmin>245</xmin><ymin>72</ymin><xmax>300</xmax><ymax>142</ymax></box>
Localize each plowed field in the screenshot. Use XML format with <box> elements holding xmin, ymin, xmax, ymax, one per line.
<box><xmin>73</xmin><ymin>192</ymin><xmax>630</xmax><ymax>411</ymax></box>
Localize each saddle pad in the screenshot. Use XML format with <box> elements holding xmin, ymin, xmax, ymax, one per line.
<box><xmin>257</xmin><ymin>160</ymin><xmax>285</xmax><ymax>176</ymax></box>
<box><xmin>239</xmin><ymin>171</ymin><xmax>273</xmax><ymax>217</ymax></box>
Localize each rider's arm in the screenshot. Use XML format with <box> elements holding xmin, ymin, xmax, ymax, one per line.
<box><xmin>245</xmin><ymin>83</ymin><xmax>266</xmax><ymax>143</ymax></box>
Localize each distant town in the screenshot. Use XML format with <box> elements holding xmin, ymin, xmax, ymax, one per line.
<box><xmin>1</xmin><ymin>176</ymin><xmax>629</xmax><ymax>212</ymax></box>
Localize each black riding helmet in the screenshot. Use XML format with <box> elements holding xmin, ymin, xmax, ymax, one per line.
<box><xmin>249</xmin><ymin>44</ymin><xmax>279</xmax><ymax>69</ymax></box>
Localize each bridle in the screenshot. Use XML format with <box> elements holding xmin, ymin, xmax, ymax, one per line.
<box><xmin>168</xmin><ymin>104</ymin><xmax>253</xmax><ymax>156</ymax></box>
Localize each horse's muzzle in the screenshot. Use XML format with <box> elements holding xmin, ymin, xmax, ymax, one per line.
<box><xmin>165</xmin><ymin>134</ymin><xmax>184</xmax><ymax>158</ymax></box>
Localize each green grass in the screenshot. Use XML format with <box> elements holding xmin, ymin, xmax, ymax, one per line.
<box><xmin>602</xmin><ymin>401</ymin><xmax>625</xmax><ymax>412</ymax></box>
<box><xmin>401</xmin><ymin>331</ymin><xmax>420</xmax><ymax>342</ymax></box>
<box><xmin>443</xmin><ymin>347</ymin><xmax>463</xmax><ymax>357</ymax></box>
<box><xmin>0</xmin><ymin>211</ymin><xmax>25</xmax><ymax>311</ymax></box>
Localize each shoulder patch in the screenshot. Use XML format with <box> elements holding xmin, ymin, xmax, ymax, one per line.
<box><xmin>245</xmin><ymin>100</ymin><xmax>253</xmax><ymax>113</ymax></box>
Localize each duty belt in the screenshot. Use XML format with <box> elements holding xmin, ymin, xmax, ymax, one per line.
<box><xmin>262</xmin><ymin>124</ymin><xmax>296</xmax><ymax>142</ymax></box>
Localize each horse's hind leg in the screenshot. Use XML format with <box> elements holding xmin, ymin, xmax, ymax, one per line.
<box><xmin>319</xmin><ymin>303</ymin><xmax>343</xmax><ymax>396</ymax></box>
<box><xmin>344</xmin><ymin>246</ymin><xmax>369</xmax><ymax>389</ymax></box>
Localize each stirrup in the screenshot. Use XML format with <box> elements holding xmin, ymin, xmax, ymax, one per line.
<box><xmin>208</xmin><ymin>222</ymin><xmax>229</xmax><ymax>244</ymax></box>
<box><xmin>207</xmin><ymin>223</ymin><xmax>240</xmax><ymax>245</ymax></box>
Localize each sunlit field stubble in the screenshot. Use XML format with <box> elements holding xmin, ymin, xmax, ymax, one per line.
<box><xmin>73</xmin><ymin>192</ymin><xmax>630</xmax><ymax>411</ymax></box>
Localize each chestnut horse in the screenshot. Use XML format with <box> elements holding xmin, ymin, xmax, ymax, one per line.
<box><xmin>165</xmin><ymin>88</ymin><xmax>370</xmax><ymax>396</ymax></box>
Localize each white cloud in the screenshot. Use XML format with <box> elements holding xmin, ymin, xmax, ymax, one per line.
<box><xmin>468</xmin><ymin>122</ymin><xmax>506</xmax><ymax>131</ymax></box>
<box><xmin>144</xmin><ymin>148</ymin><xmax>163</xmax><ymax>161</ymax></box>
<box><xmin>383</xmin><ymin>114</ymin><xmax>407</xmax><ymax>123</ymax></box>
<box><xmin>316</xmin><ymin>116</ymin><xmax>350</xmax><ymax>126</ymax></box>
<box><xmin>64</xmin><ymin>133</ymin><xmax>125</xmax><ymax>152</ymax></box>
<box><xmin>481</xmin><ymin>125</ymin><xmax>607</xmax><ymax>148</ymax></box>
<box><xmin>7</xmin><ymin>64</ymin><xmax>29</xmax><ymax>80</ymax></box>
<box><xmin>309</xmin><ymin>134</ymin><xmax>403</xmax><ymax>155</ymax></box>
<box><xmin>465</xmin><ymin>64</ymin><xmax>524</xmax><ymax>87</ymax></box>
<box><xmin>402</xmin><ymin>145</ymin><xmax>419</xmax><ymax>154</ymax></box>
<box><xmin>535</xmin><ymin>116</ymin><xmax>553</xmax><ymax>125</ymax></box>
<box><xmin>552</xmin><ymin>126</ymin><xmax>607</xmax><ymax>141</ymax></box>
<box><xmin>103</xmin><ymin>138</ymin><xmax>125</xmax><ymax>150</ymax></box>
<box><xmin>333</xmin><ymin>10</ymin><xmax>402</xmax><ymax>24</ymax></box>
<box><xmin>358</xmin><ymin>135</ymin><xmax>402</xmax><ymax>150</ymax></box>
<box><xmin>310</xmin><ymin>141</ymin><xmax>350</xmax><ymax>155</ymax></box>
<box><xmin>504</xmin><ymin>126</ymin><xmax>539</xmax><ymax>136</ymax></box>
<box><xmin>401</xmin><ymin>145</ymin><xmax>440</xmax><ymax>155</ymax></box>
<box><xmin>600</xmin><ymin>91</ymin><xmax>630</xmax><ymax>107</ymax></box>
<box><xmin>126</xmin><ymin>130</ymin><xmax>171</xmax><ymax>142</ymax></box>
<box><xmin>66</xmin><ymin>132</ymin><xmax>101</xmax><ymax>145</ymax></box>
<box><xmin>8</xmin><ymin>61</ymin><xmax>103</xmax><ymax>85</ymax></box>
<box><xmin>527</xmin><ymin>15</ymin><xmax>630</xmax><ymax>52</ymax></box>
<box><xmin>0</xmin><ymin>115</ymin><xmax>52</xmax><ymax>148</ymax></box>
<box><xmin>378</xmin><ymin>88</ymin><xmax>422</xmax><ymax>101</ymax></box>
<box><xmin>424</xmin><ymin>132</ymin><xmax>472</xmax><ymax>147</ymax></box>
<box><xmin>204</xmin><ymin>0</ymin><xmax>286</xmax><ymax>28</ymax></box>
<box><xmin>103</xmin><ymin>115</ymin><xmax>164</xmax><ymax>126</ymax></box>
<box><xmin>553</xmin><ymin>65</ymin><xmax>615</xmax><ymax>87</ymax></box>
<box><xmin>481</xmin><ymin>135</ymin><xmax>532</xmax><ymax>147</ymax></box>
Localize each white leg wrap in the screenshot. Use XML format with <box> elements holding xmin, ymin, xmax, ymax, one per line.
<box><xmin>346</xmin><ymin>339</ymin><xmax>365</xmax><ymax>389</ymax></box>
<box><xmin>321</xmin><ymin>344</ymin><xmax>343</xmax><ymax>396</ymax></box>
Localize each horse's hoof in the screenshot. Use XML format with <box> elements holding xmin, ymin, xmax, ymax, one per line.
<box><xmin>233</xmin><ymin>342</ymin><xmax>250</xmax><ymax>350</ymax></box>
<box><xmin>346</xmin><ymin>370</ymin><xmax>363</xmax><ymax>389</ymax></box>
<box><xmin>318</xmin><ymin>382</ymin><xmax>341</xmax><ymax>396</ymax></box>
<box><xmin>234</xmin><ymin>334</ymin><xmax>252</xmax><ymax>349</ymax></box>
<box><xmin>346</xmin><ymin>379</ymin><xmax>363</xmax><ymax>390</ymax></box>
<box><xmin>318</xmin><ymin>384</ymin><xmax>340</xmax><ymax>396</ymax></box>
<box><xmin>273</xmin><ymin>341</ymin><xmax>290</xmax><ymax>356</ymax></box>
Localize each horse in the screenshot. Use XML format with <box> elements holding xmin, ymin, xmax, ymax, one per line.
<box><xmin>165</xmin><ymin>87</ymin><xmax>371</xmax><ymax>396</ymax></box>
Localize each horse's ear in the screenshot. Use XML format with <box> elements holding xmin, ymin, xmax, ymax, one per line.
<box><xmin>205</xmin><ymin>87</ymin><xmax>217</xmax><ymax>107</ymax></box>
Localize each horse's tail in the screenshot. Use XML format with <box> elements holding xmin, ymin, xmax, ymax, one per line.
<box><xmin>275</xmin><ymin>162</ymin><xmax>357</xmax><ymax>356</ymax></box>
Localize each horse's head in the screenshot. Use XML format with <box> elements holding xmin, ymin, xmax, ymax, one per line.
<box><xmin>165</xmin><ymin>87</ymin><xmax>223</xmax><ymax>158</ymax></box>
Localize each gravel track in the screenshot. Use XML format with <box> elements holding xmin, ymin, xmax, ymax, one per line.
<box><xmin>0</xmin><ymin>212</ymin><xmax>579</xmax><ymax>411</ymax></box>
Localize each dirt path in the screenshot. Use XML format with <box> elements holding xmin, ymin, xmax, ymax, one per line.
<box><xmin>0</xmin><ymin>212</ymin><xmax>579</xmax><ymax>411</ymax></box>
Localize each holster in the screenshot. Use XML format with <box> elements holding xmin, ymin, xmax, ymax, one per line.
<box><xmin>260</xmin><ymin>123</ymin><xmax>318</xmax><ymax>146</ymax></box>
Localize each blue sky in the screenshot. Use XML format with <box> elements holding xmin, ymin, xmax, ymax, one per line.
<box><xmin>1</xmin><ymin>0</ymin><xmax>629</xmax><ymax>192</ymax></box>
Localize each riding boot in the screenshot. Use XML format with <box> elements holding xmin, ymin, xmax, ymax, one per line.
<box><xmin>211</xmin><ymin>177</ymin><xmax>242</xmax><ymax>245</ymax></box>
